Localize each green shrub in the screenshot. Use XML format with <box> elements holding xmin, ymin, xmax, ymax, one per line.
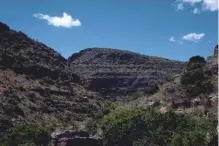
<box><xmin>186</xmin><ymin>56</ymin><xmax>206</xmax><ymax>71</ymax></box>
<box><xmin>100</xmin><ymin>108</ymin><xmax>217</xmax><ymax>146</ymax></box>
<box><xmin>92</xmin><ymin>101</ymin><xmax>116</xmax><ymax>119</ymax></box>
<box><xmin>170</xmin><ymin>118</ymin><xmax>217</xmax><ymax>146</ymax></box>
<box><xmin>181</xmin><ymin>67</ymin><xmax>214</xmax><ymax>96</ymax></box>
<box><xmin>101</xmin><ymin>108</ymin><xmax>148</xmax><ymax>146</ymax></box>
<box><xmin>0</xmin><ymin>124</ymin><xmax>53</xmax><ymax>146</ymax></box>
<box><xmin>86</xmin><ymin>101</ymin><xmax>116</xmax><ymax>134</ymax></box>
<box><xmin>86</xmin><ymin>119</ymin><xmax>99</xmax><ymax>135</ymax></box>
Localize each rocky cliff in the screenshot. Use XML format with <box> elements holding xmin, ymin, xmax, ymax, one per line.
<box><xmin>0</xmin><ymin>22</ymin><xmax>105</xmax><ymax>133</ymax></box>
<box><xmin>68</xmin><ymin>48</ymin><xmax>185</xmax><ymax>100</ymax></box>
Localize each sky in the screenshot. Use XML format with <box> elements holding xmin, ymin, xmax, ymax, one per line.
<box><xmin>0</xmin><ymin>0</ymin><xmax>218</xmax><ymax>61</ymax></box>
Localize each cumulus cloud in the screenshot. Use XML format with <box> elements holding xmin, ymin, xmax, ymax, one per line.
<box><xmin>169</xmin><ymin>36</ymin><xmax>176</xmax><ymax>42</ymax></box>
<box><xmin>33</xmin><ymin>12</ymin><xmax>81</xmax><ymax>28</ymax></box>
<box><xmin>174</xmin><ymin>0</ymin><xmax>218</xmax><ymax>12</ymax></box>
<box><xmin>202</xmin><ymin>0</ymin><xmax>218</xmax><ymax>11</ymax></box>
<box><xmin>182</xmin><ymin>33</ymin><xmax>205</xmax><ymax>42</ymax></box>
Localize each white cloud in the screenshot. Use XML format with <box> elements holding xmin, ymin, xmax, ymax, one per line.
<box><xmin>174</xmin><ymin>0</ymin><xmax>218</xmax><ymax>12</ymax></box>
<box><xmin>33</xmin><ymin>12</ymin><xmax>81</xmax><ymax>28</ymax></box>
<box><xmin>193</xmin><ymin>8</ymin><xmax>201</xmax><ymax>13</ymax></box>
<box><xmin>202</xmin><ymin>0</ymin><xmax>218</xmax><ymax>11</ymax></box>
<box><xmin>183</xmin><ymin>0</ymin><xmax>202</xmax><ymax>4</ymax></box>
<box><xmin>182</xmin><ymin>33</ymin><xmax>205</xmax><ymax>42</ymax></box>
<box><xmin>169</xmin><ymin>36</ymin><xmax>176</xmax><ymax>42</ymax></box>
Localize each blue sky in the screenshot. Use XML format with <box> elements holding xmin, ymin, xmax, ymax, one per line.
<box><xmin>0</xmin><ymin>0</ymin><xmax>218</xmax><ymax>61</ymax></box>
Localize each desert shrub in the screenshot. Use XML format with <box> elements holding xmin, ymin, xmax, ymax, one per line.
<box><xmin>100</xmin><ymin>108</ymin><xmax>217</xmax><ymax>146</ymax></box>
<box><xmin>101</xmin><ymin>101</ymin><xmax>116</xmax><ymax>115</ymax></box>
<box><xmin>186</xmin><ymin>56</ymin><xmax>206</xmax><ymax>71</ymax></box>
<box><xmin>181</xmin><ymin>67</ymin><xmax>214</xmax><ymax>96</ymax></box>
<box><xmin>0</xmin><ymin>124</ymin><xmax>53</xmax><ymax>146</ymax></box>
<box><xmin>101</xmin><ymin>108</ymin><xmax>148</xmax><ymax>146</ymax></box>
<box><xmin>170</xmin><ymin>118</ymin><xmax>217</xmax><ymax>146</ymax></box>
<box><xmin>181</xmin><ymin>55</ymin><xmax>214</xmax><ymax>96</ymax></box>
<box><xmin>181</xmin><ymin>69</ymin><xmax>206</xmax><ymax>85</ymax></box>
<box><xmin>86</xmin><ymin>101</ymin><xmax>116</xmax><ymax>134</ymax></box>
<box><xmin>92</xmin><ymin>101</ymin><xmax>116</xmax><ymax>119</ymax></box>
<box><xmin>86</xmin><ymin>119</ymin><xmax>100</xmax><ymax>135</ymax></box>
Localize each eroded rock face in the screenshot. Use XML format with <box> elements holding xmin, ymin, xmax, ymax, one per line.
<box><xmin>69</xmin><ymin>48</ymin><xmax>185</xmax><ymax>99</ymax></box>
<box><xmin>51</xmin><ymin>130</ymin><xmax>102</xmax><ymax>146</ymax></box>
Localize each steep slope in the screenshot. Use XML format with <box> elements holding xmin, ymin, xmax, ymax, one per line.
<box><xmin>127</xmin><ymin>45</ymin><xmax>218</xmax><ymax>118</ymax></box>
<box><xmin>0</xmin><ymin>22</ymin><xmax>105</xmax><ymax>133</ymax></box>
<box><xmin>68</xmin><ymin>48</ymin><xmax>185</xmax><ymax>100</ymax></box>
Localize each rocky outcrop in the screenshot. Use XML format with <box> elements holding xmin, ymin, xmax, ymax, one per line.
<box><xmin>51</xmin><ymin>130</ymin><xmax>102</xmax><ymax>146</ymax></box>
<box><xmin>69</xmin><ymin>48</ymin><xmax>185</xmax><ymax>99</ymax></box>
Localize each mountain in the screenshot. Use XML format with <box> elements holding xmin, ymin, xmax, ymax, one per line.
<box><xmin>0</xmin><ymin>21</ymin><xmax>217</xmax><ymax>146</ymax></box>
<box><xmin>125</xmin><ymin>45</ymin><xmax>218</xmax><ymax>118</ymax></box>
<box><xmin>68</xmin><ymin>48</ymin><xmax>185</xmax><ymax>100</ymax></box>
<box><xmin>0</xmin><ymin>22</ymin><xmax>105</xmax><ymax>133</ymax></box>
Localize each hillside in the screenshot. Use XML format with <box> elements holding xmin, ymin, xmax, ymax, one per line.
<box><xmin>0</xmin><ymin>22</ymin><xmax>105</xmax><ymax>133</ymax></box>
<box><xmin>122</xmin><ymin>45</ymin><xmax>218</xmax><ymax>118</ymax></box>
<box><xmin>0</xmin><ymin>21</ymin><xmax>217</xmax><ymax>146</ymax></box>
<box><xmin>68</xmin><ymin>48</ymin><xmax>185</xmax><ymax>100</ymax></box>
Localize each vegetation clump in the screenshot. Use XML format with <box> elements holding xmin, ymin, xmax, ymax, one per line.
<box><xmin>88</xmin><ymin>108</ymin><xmax>217</xmax><ymax>146</ymax></box>
<box><xmin>0</xmin><ymin>124</ymin><xmax>53</xmax><ymax>146</ymax></box>
<box><xmin>181</xmin><ymin>56</ymin><xmax>214</xmax><ymax>97</ymax></box>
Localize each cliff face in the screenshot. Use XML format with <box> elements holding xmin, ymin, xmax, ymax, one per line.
<box><xmin>68</xmin><ymin>48</ymin><xmax>186</xmax><ymax>99</ymax></box>
<box><xmin>0</xmin><ymin>22</ymin><xmax>104</xmax><ymax>132</ymax></box>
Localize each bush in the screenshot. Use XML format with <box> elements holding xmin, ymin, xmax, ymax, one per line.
<box><xmin>186</xmin><ymin>56</ymin><xmax>206</xmax><ymax>71</ymax></box>
<box><xmin>86</xmin><ymin>119</ymin><xmax>100</xmax><ymax>135</ymax></box>
<box><xmin>181</xmin><ymin>68</ymin><xmax>214</xmax><ymax>96</ymax></box>
<box><xmin>0</xmin><ymin>124</ymin><xmax>53</xmax><ymax>146</ymax></box>
<box><xmin>86</xmin><ymin>101</ymin><xmax>116</xmax><ymax>134</ymax></box>
<box><xmin>100</xmin><ymin>108</ymin><xmax>217</xmax><ymax>146</ymax></box>
<box><xmin>101</xmin><ymin>108</ymin><xmax>148</xmax><ymax>146</ymax></box>
<box><xmin>91</xmin><ymin>101</ymin><xmax>116</xmax><ymax>119</ymax></box>
<box><xmin>181</xmin><ymin>69</ymin><xmax>206</xmax><ymax>85</ymax></box>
